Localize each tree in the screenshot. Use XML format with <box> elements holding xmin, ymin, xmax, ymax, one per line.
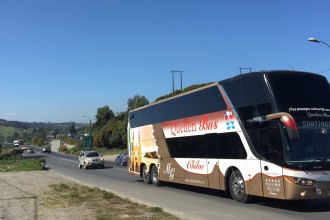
<box><xmin>69</xmin><ymin>122</ymin><xmax>76</xmax><ymax>134</ymax></box>
<box><xmin>53</xmin><ymin>128</ymin><xmax>59</xmax><ymax>139</ymax></box>
<box><xmin>127</xmin><ymin>94</ymin><xmax>149</xmax><ymax>111</ymax></box>
<box><xmin>95</xmin><ymin>106</ymin><xmax>115</xmax><ymax>128</ymax></box>
<box><xmin>32</xmin><ymin>136</ymin><xmax>46</xmax><ymax>147</ymax></box>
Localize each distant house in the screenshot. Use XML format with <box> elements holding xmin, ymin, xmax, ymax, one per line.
<box><xmin>68</xmin><ymin>133</ymin><xmax>81</xmax><ymax>139</ymax></box>
<box><xmin>68</xmin><ymin>133</ymin><xmax>75</xmax><ymax>138</ymax></box>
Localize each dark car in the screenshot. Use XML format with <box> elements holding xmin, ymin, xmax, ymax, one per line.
<box><xmin>27</xmin><ymin>147</ymin><xmax>34</xmax><ymax>154</ymax></box>
<box><xmin>115</xmin><ymin>153</ymin><xmax>128</xmax><ymax>166</ymax></box>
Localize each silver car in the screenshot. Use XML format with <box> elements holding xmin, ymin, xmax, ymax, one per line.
<box><xmin>78</xmin><ymin>151</ymin><xmax>104</xmax><ymax>169</ymax></box>
<box><xmin>27</xmin><ymin>147</ymin><xmax>34</xmax><ymax>154</ymax></box>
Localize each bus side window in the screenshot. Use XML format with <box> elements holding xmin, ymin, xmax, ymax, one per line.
<box><xmin>258</xmin><ymin>126</ymin><xmax>283</xmax><ymax>163</ymax></box>
<box><xmin>206</xmin><ymin>134</ymin><xmax>218</xmax><ymax>159</ymax></box>
<box><xmin>218</xmin><ymin>132</ymin><xmax>247</xmax><ymax>159</ymax></box>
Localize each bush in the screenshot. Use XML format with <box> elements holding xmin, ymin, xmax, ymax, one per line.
<box><xmin>66</xmin><ymin>146</ymin><xmax>82</xmax><ymax>156</ymax></box>
<box><xmin>1</xmin><ymin>148</ymin><xmax>14</xmax><ymax>157</ymax></box>
<box><xmin>59</xmin><ymin>144</ymin><xmax>68</xmax><ymax>153</ymax></box>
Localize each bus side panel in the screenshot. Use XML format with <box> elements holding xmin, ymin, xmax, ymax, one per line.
<box><xmin>152</xmin><ymin>123</ymin><xmax>170</xmax><ymax>158</ymax></box>
<box><xmin>159</xmin><ymin>157</ymin><xmax>209</xmax><ymax>187</ymax></box>
<box><xmin>245</xmin><ymin>159</ymin><xmax>264</xmax><ymax>197</ymax></box>
<box><xmin>207</xmin><ymin>161</ymin><xmax>223</xmax><ymax>190</ymax></box>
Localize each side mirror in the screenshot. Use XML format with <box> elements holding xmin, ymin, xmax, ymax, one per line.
<box><xmin>266</xmin><ymin>112</ymin><xmax>299</xmax><ymax>141</ymax></box>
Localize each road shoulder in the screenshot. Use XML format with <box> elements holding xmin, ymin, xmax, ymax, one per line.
<box><xmin>0</xmin><ymin>170</ymin><xmax>84</xmax><ymax>220</ymax></box>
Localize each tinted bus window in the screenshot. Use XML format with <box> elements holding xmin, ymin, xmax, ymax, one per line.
<box><xmin>167</xmin><ymin>132</ymin><xmax>246</xmax><ymax>159</ymax></box>
<box><xmin>218</xmin><ymin>133</ymin><xmax>247</xmax><ymax>159</ymax></box>
<box><xmin>267</xmin><ymin>73</ymin><xmax>330</xmax><ymax>115</ymax></box>
<box><xmin>130</xmin><ymin>85</ymin><xmax>227</xmax><ymax>128</ymax></box>
<box><xmin>167</xmin><ymin>135</ymin><xmax>206</xmax><ymax>158</ymax></box>
<box><xmin>221</xmin><ymin>74</ymin><xmax>272</xmax><ymax>109</ymax></box>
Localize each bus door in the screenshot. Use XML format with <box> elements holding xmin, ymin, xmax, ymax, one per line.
<box><xmin>206</xmin><ymin>134</ymin><xmax>221</xmax><ymax>190</ymax></box>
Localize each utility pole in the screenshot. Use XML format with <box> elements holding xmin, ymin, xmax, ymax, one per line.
<box><xmin>171</xmin><ymin>70</ymin><xmax>183</xmax><ymax>93</ymax></box>
<box><xmin>239</xmin><ymin>67</ymin><xmax>252</xmax><ymax>75</ymax></box>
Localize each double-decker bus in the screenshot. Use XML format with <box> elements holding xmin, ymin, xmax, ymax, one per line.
<box><xmin>127</xmin><ymin>70</ymin><xmax>330</xmax><ymax>202</ymax></box>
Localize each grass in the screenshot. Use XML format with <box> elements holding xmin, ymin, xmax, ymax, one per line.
<box><xmin>0</xmin><ymin>126</ymin><xmax>18</xmax><ymax>137</ymax></box>
<box><xmin>42</xmin><ymin>183</ymin><xmax>179</xmax><ymax>220</ymax></box>
<box><xmin>0</xmin><ymin>156</ymin><xmax>45</xmax><ymax>172</ymax></box>
<box><xmin>96</xmin><ymin>147</ymin><xmax>127</xmax><ymax>156</ymax></box>
<box><xmin>63</xmin><ymin>144</ymin><xmax>127</xmax><ymax>157</ymax></box>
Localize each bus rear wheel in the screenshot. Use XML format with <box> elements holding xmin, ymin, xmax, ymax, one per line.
<box><xmin>142</xmin><ymin>165</ymin><xmax>151</xmax><ymax>184</ymax></box>
<box><xmin>151</xmin><ymin>165</ymin><xmax>161</xmax><ymax>186</ymax></box>
<box><xmin>229</xmin><ymin>170</ymin><xmax>251</xmax><ymax>203</ymax></box>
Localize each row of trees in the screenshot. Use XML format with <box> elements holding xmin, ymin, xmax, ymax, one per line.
<box><xmin>92</xmin><ymin>83</ymin><xmax>209</xmax><ymax>149</ymax></box>
<box><xmin>92</xmin><ymin>95</ymin><xmax>149</xmax><ymax>149</ymax></box>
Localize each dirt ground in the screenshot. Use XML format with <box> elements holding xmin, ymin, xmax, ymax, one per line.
<box><xmin>0</xmin><ymin>170</ymin><xmax>90</xmax><ymax>220</ymax></box>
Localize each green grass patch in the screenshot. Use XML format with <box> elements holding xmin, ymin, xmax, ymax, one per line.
<box><xmin>96</xmin><ymin>147</ymin><xmax>127</xmax><ymax>156</ymax></box>
<box><xmin>0</xmin><ymin>156</ymin><xmax>45</xmax><ymax>172</ymax></box>
<box><xmin>62</xmin><ymin>145</ymin><xmax>127</xmax><ymax>157</ymax></box>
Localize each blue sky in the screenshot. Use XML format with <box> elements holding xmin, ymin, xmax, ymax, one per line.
<box><xmin>0</xmin><ymin>1</ymin><xmax>329</xmax><ymax>123</ymax></box>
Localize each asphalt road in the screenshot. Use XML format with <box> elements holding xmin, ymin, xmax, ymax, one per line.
<box><xmin>24</xmin><ymin>148</ymin><xmax>330</xmax><ymax>220</ymax></box>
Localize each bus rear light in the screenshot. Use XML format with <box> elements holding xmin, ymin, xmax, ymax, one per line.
<box><xmin>284</xmin><ymin>176</ymin><xmax>315</xmax><ymax>186</ymax></box>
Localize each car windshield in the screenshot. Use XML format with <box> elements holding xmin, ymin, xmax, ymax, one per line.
<box><xmin>86</xmin><ymin>152</ymin><xmax>99</xmax><ymax>157</ymax></box>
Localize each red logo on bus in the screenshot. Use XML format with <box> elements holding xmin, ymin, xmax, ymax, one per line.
<box><xmin>187</xmin><ymin>160</ymin><xmax>205</xmax><ymax>170</ymax></box>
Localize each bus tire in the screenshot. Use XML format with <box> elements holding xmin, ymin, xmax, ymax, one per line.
<box><xmin>229</xmin><ymin>170</ymin><xmax>251</xmax><ymax>203</ymax></box>
<box><xmin>151</xmin><ymin>165</ymin><xmax>161</xmax><ymax>186</ymax></box>
<box><xmin>142</xmin><ymin>165</ymin><xmax>151</xmax><ymax>184</ymax></box>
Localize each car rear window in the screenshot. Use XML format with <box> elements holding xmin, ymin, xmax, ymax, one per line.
<box><xmin>86</xmin><ymin>152</ymin><xmax>99</xmax><ymax>157</ymax></box>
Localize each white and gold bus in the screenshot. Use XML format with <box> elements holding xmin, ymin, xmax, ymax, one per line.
<box><xmin>127</xmin><ymin>70</ymin><xmax>330</xmax><ymax>202</ymax></box>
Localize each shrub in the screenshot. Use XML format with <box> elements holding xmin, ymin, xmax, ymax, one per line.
<box><xmin>58</xmin><ymin>144</ymin><xmax>68</xmax><ymax>153</ymax></box>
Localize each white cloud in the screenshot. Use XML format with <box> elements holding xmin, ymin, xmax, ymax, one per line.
<box><xmin>2</xmin><ymin>113</ymin><xmax>18</xmax><ymax>120</ymax></box>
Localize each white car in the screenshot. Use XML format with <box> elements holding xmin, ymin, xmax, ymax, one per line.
<box><xmin>43</xmin><ymin>146</ymin><xmax>51</xmax><ymax>153</ymax></box>
<box><xmin>78</xmin><ymin>151</ymin><xmax>104</xmax><ymax>169</ymax></box>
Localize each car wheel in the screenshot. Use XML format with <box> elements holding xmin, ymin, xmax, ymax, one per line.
<box><xmin>229</xmin><ymin>170</ymin><xmax>252</xmax><ymax>203</ymax></box>
<box><xmin>78</xmin><ymin>162</ymin><xmax>82</xmax><ymax>169</ymax></box>
<box><xmin>142</xmin><ymin>165</ymin><xmax>151</xmax><ymax>184</ymax></box>
<box><xmin>151</xmin><ymin>165</ymin><xmax>162</xmax><ymax>186</ymax></box>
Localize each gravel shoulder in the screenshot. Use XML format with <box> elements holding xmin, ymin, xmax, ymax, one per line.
<box><xmin>0</xmin><ymin>170</ymin><xmax>85</xmax><ymax>220</ymax></box>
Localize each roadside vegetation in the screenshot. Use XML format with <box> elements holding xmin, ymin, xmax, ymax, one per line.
<box><xmin>0</xmin><ymin>148</ymin><xmax>45</xmax><ymax>172</ymax></box>
<box><xmin>41</xmin><ymin>183</ymin><xmax>179</xmax><ymax>220</ymax></box>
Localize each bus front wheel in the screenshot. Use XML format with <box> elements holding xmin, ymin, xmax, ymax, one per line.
<box><xmin>229</xmin><ymin>170</ymin><xmax>251</xmax><ymax>203</ymax></box>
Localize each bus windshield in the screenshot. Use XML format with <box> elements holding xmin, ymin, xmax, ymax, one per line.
<box><xmin>266</xmin><ymin>72</ymin><xmax>330</xmax><ymax>164</ymax></box>
<box><xmin>286</xmin><ymin>122</ymin><xmax>330</xmax><ymax>162</ymax></box>
<box><xmin>267</xmin><ymin>73</ymin><xmax>330</xmax><ymax>116</ymax></box>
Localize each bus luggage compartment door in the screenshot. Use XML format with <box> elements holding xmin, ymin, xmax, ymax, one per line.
<box><xmin>261</xmin><ymin>160</ymin><xmax>285</xmax><ymax>199</ymax></box>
